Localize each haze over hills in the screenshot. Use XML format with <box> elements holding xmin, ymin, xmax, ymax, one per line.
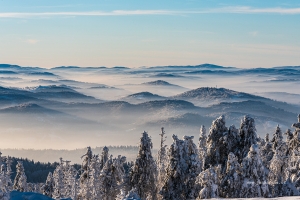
<box><xmin>120</xmin><ymin>92</ymin><xmax>166</xmax><ymax>104</ymax></box>
<box><xmin>0</xmin><ymin>63</ymin><xmax>299</xmax><ymax>154</ymax></box>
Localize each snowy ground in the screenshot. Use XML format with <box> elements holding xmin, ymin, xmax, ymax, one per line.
<box><xmin>10</xmin><ymin>191</ymin><xmax>54</xmax><ymax>200</ymax></box>
<box><xmin>9</xmin><ymin>191</ymin><xmax>300</xmax><ymax>200</ymax></box>
<box><xmin>212</xmin><ymin>197</ymin><xmax>300</xmax><ymax>200</ymax></box>
<box><xmin>10</xmin><ymin>191</ymin><xmax>73</xmax><ymax>200</ymax></box>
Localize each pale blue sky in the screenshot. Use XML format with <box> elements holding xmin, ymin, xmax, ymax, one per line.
<box><xmin>0</xmin><ymin>0</ymin><xmax>299</xmax><ymax>68</ymax></box>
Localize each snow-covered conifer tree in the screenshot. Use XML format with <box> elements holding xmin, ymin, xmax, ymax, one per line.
<box><xmin>238</xmin><ymin>115</ymin><xmax>258</xmax><ymax>160</ymax></box>
<box><xmin>266</xmin><ymin>133</ymin><xmax>270</xmax><ymax>142</ymax></box>
<box><xmin>52</xmin><ymin>158</ymin><xmax>65</xmax><ymax>199</ymax></box>
<box><xmin>198</xmin><ymin>125</ymin><xmax>207</xmax><ymax>171</ymax></box>
<box><xmin>240</xmin><ymin>144</ymin><xmax>269</xmax><ymax>198</ymax></box>
<box><xmin>98</xmin><ymin>154</ymin><xmax>126</xmax><ymax>200</ymax></box>
<box><xmin>196</xmin><ymin>166</ymin><xmax>219</xmax><ymax>199</ymax></box>
<box><xmin>87</xmin><ymin>155</ymin><xmax>101</xmax><ymax>200</ymax></box>
<box><xmin>5</xmin><ymin>156</ymin><xmax>12</xmax><ymax>191</ymax></box>
<box><xmin>100</xmin><ymin>146</ymin><xmax>109</xmax><ymax>170</ymax></box>
<box><xmin>42</xmin><ymin>172</ymin><xmax>54</xmax><ymax>198</ymax></box>
<box><xmin>184</xmin><ymin>135</ymin><xmax>202</xmax><ymax>199</ymax></box>
<box><xmin>219</xmin><ymin>152</ymin><xmax>241</xmax><ymax>198</ymax></box>
<box><xmin>205</xmin><ymin>115</ymin><xmax>229</xmax><ymax>169</ymax></box>
<box><xmin>63</xmin><ymin>160</ymin><xmax>78</xmax><ymax>199</ymax></box>
<box><xmin>0</xmin><ymin>153</ymin><xmax>11</xmax><ymax>200</ymax></box>
<box><xmin>227</xmin><ymin>125</ymin><xmax>241</xmax><ymax>154</ymax></box>
<box><xmin>285</xmin><ymin>114</ymin><xmax>300</xmax><ymax>189</ymax></box>
<box><xmin>271</xmin><ymin>125</ymin><xmax>284</xmax><ymax>149</ymax></box>
<box><xmin>260</xmin><ymin>133</ymin><xmax>274</xmax><ymax>170</ymax></box>
<box><xmin>13</xmin><ymin>161</ymin><xmax>27</xmax><ymax>192</ymax></box>
<box><xmin>130</xmin><ymin>131</ymin><xmax>157</xmax><ymax>200</ymax></box>
<box><xmin>113</xmin><ymin>155</ymin><xmax>127</xmax><ymax>187</ymax></box>
<box><xmin>80</xmin><ymin>146</ymin><xmax>93</xmax><ymax>184</ymax></box>
<box><xmin>156</xmin><ymin>127</ymin><xmax>167</xmax><ymax>198</ymax></box>
<box><xmin>160</xmin><ymin>134</ymin><xmax>201</xmax><ymax>199</ymax></box>
<box><xmin>78</xmin><ymin>147</ymin><xmax>94</xmax><ymax>200</ymax></box>
<box><xmin>268</xmin><ymin>141</ymin><xmax>288</xmax><ymax>197</ymax></box>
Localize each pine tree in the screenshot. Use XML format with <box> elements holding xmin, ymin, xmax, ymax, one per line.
<box><xmin>183</xmin><ymin>135</ymin><xmax>202</xmax><ymax>199</ymax></box>
<box><xmin>78</xmin><ymin>147</ymin><xmax>94</xmax><ymax>200</ymax></box>
<box><xmin>89</xmin><ymin>155</ymin><xmax>102</xmax><ymax>200</ymax></box>
<box><xmin>13</xmin><ymin>161</ymin><xmax>27</xmax><ymax>192</ymax></box>
<box><xmin>63</xmin><ymin>160</ymin><xmax>78</xmax><ymax>199</ymax></box>
<box><xmin>42</xmin><ymin>172</ymin><xmax>54</xmax><ymax>198</ymax></box>
<box><xmin>266</xmin><ymin>133</ymin><xmax>270</xmax><ymax>143</ymax></box>
<box><xmin>196</xmin><ymin>166</ymin><xmax>219</xmax><ymax>199</ymax></box>
<box><xmin>271</xmin><ymin>125</ymin><xmax>284</xmax><ymax>150</ymax></box>
<box><xmin>160</xmin><ymin>134</ymin><xmax>201</xmax><ymax>199</ymax></box>
<box><xmin>0</xmin><ymin>153</ymin><xmax>11</xmax><ymax>200</ymax></box>
<box><xmin>268</xmin><ymin>141</ymin><xmax>288</xmax><ymax>197</ymax></box>
<box><xmin>100</xmin><ymin>146</ymin><xmax>109</xmax><ymax>170</ymax></box>
<box><xmin>130</xmin><ymin>131</ymin><xmax>157</xmax><ymax>200</ymax></box>
<box><xmin>205</xmin><ymin>115</ymin><xmax>229</xmax><ymax>169</ymax></box>
<box><xmin>240</xmin><ymin>144</ymin><xmax>269</xmax><ymax>198</ymax></box>
<box><xmin>156</xmin><ymin>127</ymin><xmax>167</xmax><ymax>198</ymax></box>
<box><xmin>286</xmin><ymin>114</ymin><xmax>300</xmax><ymax>188</ymax></box>
<box><xmin>260</xmin><ymin>133</ymin><xmax>274</xmax><ymax>169</ymax></box>
<box><xmin>198</xmin><ymin>125</ymin><xmax>207</xmax><ymax>171</ymax></box>
<box><xmin>99</xmin><ymin>155</ymin><xmax>127</xmax><ymax>200</ymax></box>
<box><xmin>80</xmin><ymin>146</ymin><xmax>93</xmax><ymax>184</ymax></box>
<box><xmin>219</xmin><ymin>152</ymin><xmax>242</xmax><ymax>198</ymax></box>
<box><xmin>238</xmin><ymin>115</ymin><xmax>258</xmax><ymax>161</ymax></box>
<box><xmin>52</xmin><ymin>158</ymin><xmax>65</xmax><ymax>199</ymax></box>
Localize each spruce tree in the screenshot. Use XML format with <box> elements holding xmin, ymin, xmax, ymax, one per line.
<box><xmin>156</xmin><ymin>127</ymin><xmax>167</xmax><ymax>199</ymax></box>
<box><xmin>43</xmin><ymin>172</ymin><xmax>54</xmax><ymax>198</ymax></box>
<box><xmin>219</xmin><ymin>152</ymin><xmax>242</xmax><ymax>198</ymax></box>
<box><xmin>198</xmin><ymin>125</ymin><xmax>207</xmax><ymax>171</ymax></box>
<box><xmin>160</xmin><ymin>134</ymin><xmax>201</xmax><ymax>199</ymax></box>
<box><xmin>100</xmin><ymin>146</ymin><xmax>109</xmax><ymax>170</ymax></box>
<box><xmin>52</xmin><ymin>158</ymin><xmax>65</xmax><ymax>199</ymax></box>
<box><xmin>271</xmin><ymin>125</ymin><xmax>284</xmax><ymax>150</ymax></box>
<box><xmin>287</xmin><ymin>114</ymin><xmax>300</xmax><ymax>189</ymax></box>
<box><xmin>0</xmin><ymin>153</ymin><xmax>11</xmax><ymax>200</ymax></box>
<box><xmin>13</xmin><ymin>161</ymin><xmax>27</xmax><ymax>192</ymax></box>
<box><xmin>205</xmin><ymin>115</ymin><xmax>229</xmax><ymax>169</ymax></box>
<box><xmin>268</xmin><ymin>141</ymin><xmax>288</xmax><ymax>197</ymax></box>
<box><xmin>238</xmin><ymin>115</ymin><xmax>258</xmax><ymax>162</ymax></box>
<box><xmin>130</xmin><ymin>131</ymin><xmax>157</xmax><ymax>200</ymax></box>
<box><xmin>240</xmin><ymin>144</ymin><xmax>269</xmax><ymax>198</ymax></box>
<box><xmin>196</xmin><ymin>166</ymin><xmax>219</xmax><ymax>199</ymax></box>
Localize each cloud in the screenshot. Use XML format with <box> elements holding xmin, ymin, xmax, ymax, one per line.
<box><xmin>0</xmin><ymin>7</ymin><xmax>300</xmax><ymax>18</ymax></box>
<box><xmin>211</xmin><ymin>6</ymin><xmax>300</xmax><ymax>14</ymax></box>
<box><xmin>25</xmin><ymin>39</ymin><xmax>39</xmax><ymax>44</ymax></box>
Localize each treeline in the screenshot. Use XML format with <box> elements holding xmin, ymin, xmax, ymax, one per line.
<box><xmin>1</xmin><ymin>114</ymin><xmax>300</xmax><ymax>199</ymax></box>
<box><xmin>1</xmin><ymin>145</ymin><xmax>139</xmax><ymax>164</ymax></box>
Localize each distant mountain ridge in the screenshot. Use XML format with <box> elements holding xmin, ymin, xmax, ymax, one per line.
<box><xmin>173</xmin><ymin>87</ymin><xmax>258</xmax><ymax>100</ymax></box>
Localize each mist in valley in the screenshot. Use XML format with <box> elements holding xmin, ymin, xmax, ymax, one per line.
<box><xmin>0</xmin><ymin>64</ymin><xmax>300</xmax><ymax>163</ymax></box>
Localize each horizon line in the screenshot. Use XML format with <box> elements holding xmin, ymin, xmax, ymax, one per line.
<box><xmin>1</xmin><ymin>6</ymin><xmax>300</xmax><ymax>18</ymax></box>
<box><xmin>1</xmin><ymin>63</ymin><xmax>300</xmax><ymax>69</ymax></box>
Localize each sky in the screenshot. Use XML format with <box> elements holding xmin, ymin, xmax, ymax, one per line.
<box><xmin>0</xmin><ymin>0</ymin><xmax>299</xmax><ymax>68</ymax></box>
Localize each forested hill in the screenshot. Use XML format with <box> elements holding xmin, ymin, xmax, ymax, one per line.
<box><xmin>4</xmin><ymin>155</ymin><xmax>133</xmax><ymax>183</ymax></box>
<box><xmin>6</xmin><ymin>157</ymin><xmax>80</xmax><ymax>183</ymax></box>
<box><xmin>1</xmin><ymin>145</ymin><xmax>140</xmax><ymax>164</ymax></box>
